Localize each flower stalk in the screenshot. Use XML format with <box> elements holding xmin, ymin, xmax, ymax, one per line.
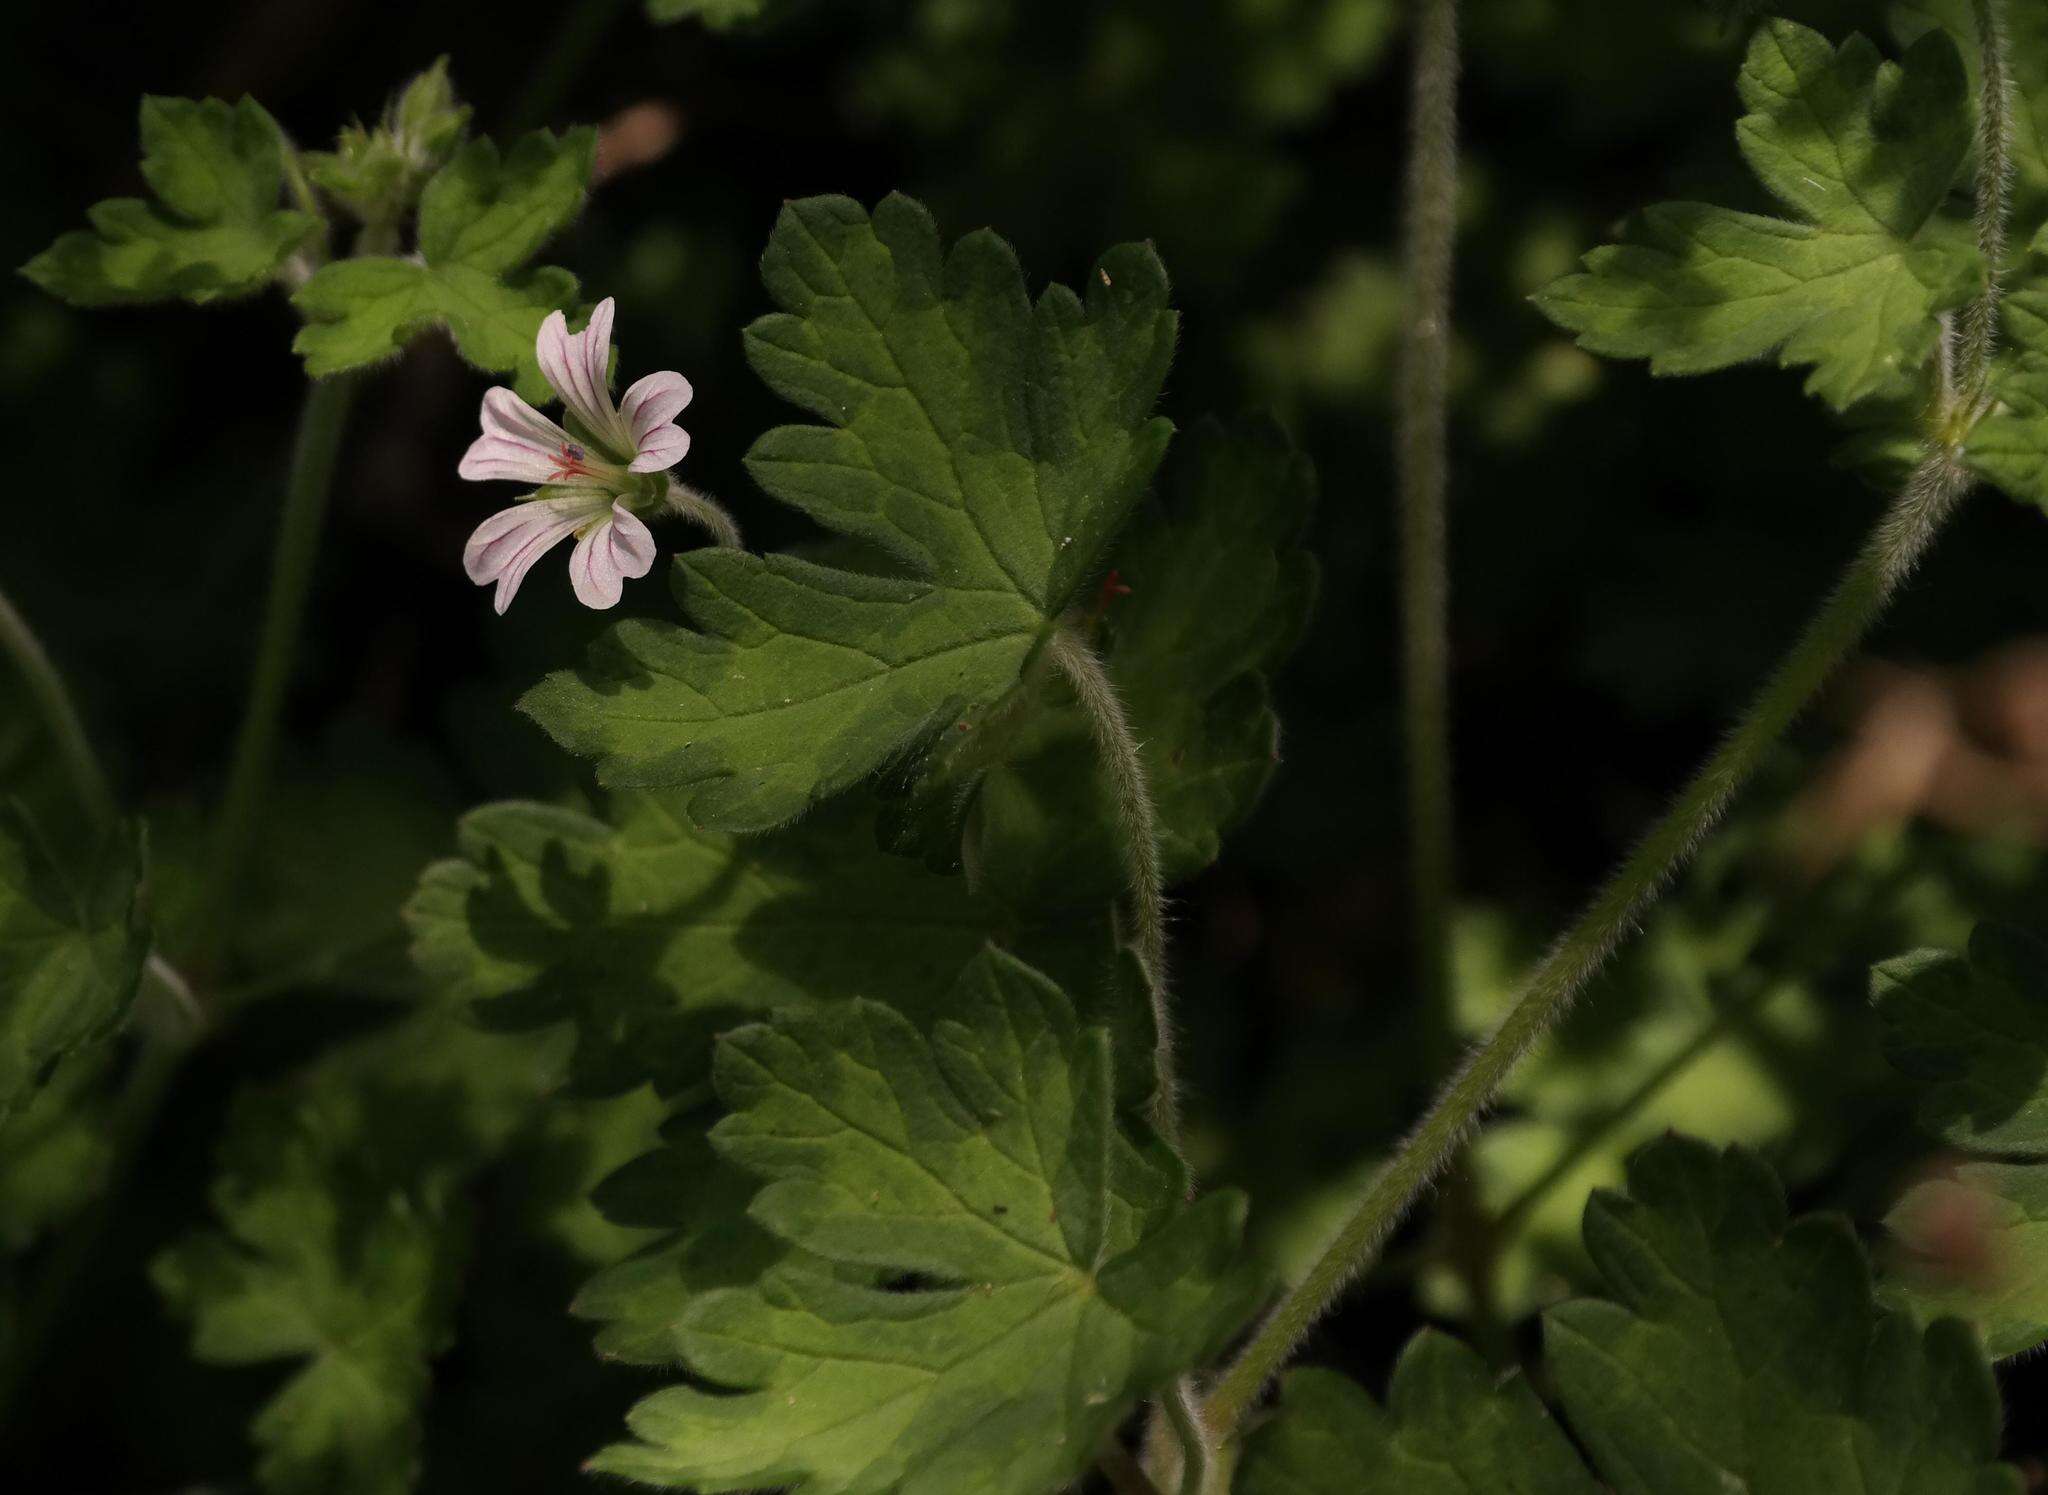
<box><xmin>1045</xmin><ymin>622</ymin><xmax>1176</xmax><ymax>1142</ymax></box>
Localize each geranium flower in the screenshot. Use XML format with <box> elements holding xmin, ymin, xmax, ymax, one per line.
<box><xmin>458</xmin><ymin>297</ymin><xmax>693</xmax><ymax>613</ymax></box>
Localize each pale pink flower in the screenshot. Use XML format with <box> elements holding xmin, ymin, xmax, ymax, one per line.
<box><xmin>457</xmin><ymin>297</ymin><xmax>692</xmax><ymax>613</ymax></box>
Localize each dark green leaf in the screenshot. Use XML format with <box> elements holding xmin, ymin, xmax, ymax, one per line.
<box><xmin>1237</xmin><ymin>1335</ymin><xmax>1596</xmax><ymax>1495</ymax></box>
<box><xmin>908</xmin><ymin>414</ymin><xmax>1317</xmax><ymax>905</ymax></box>
<box><xmin>0</xmin><ymin>807</ymin><xmax>147</xmax><ymax>1121</ymax></box>
<box><xmin>1547</xmin><ymin>1137</ymin><xmax>2020</xmax><ymax>1495</ymax></box>
<box><xmin>405</xmin><ymin>789</ymin><xmax>1156</xmax><ymax>1105</ymax></box>
<box><xmin>587</xmin><ymin>948</ymin><xmax>1262</xmax><ymax>1494</ymax></box>
<box><xmin>154</xmin><ymin>1001</ymin><xmax>573</xmax><ymax>1494</ymax></box>
<box><xmin>1873</xmin><ymin>922</ymin><xmax>2048</xmax><ymax>1356</ymax></box>
<box><xmin>521</xmin><ymin>193</ymin><xmax>1177</xmax><ymax>830</ymax></box>
<box><xmin>1891</xmin><ymin>0</ymin><xmax>2048</xmax><ymax>227</ymax></box>
<box><xmin>1873</xmin><ymin>923</ymin><xmax>2048</xmax><ymax>1153</ymax></box>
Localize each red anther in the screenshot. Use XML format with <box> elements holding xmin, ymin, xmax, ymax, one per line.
<box><xmin>551</xmin><ymin>441</ymin><xmax>593</xmax><ymax>481</ymax></box>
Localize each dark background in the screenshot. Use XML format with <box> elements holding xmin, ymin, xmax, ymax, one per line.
<box><xmin>7</xmin><ymin>0</ymin><xmax>2048</xmax><ymax>1486</ymax></box>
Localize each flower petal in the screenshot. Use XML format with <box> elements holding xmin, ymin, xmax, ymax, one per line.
<box><xmin>567</xmin><ymin>502</ymin><xmax>658</xmax><ymax>610</ymax></box>
<box><xmin>535</xmin><ymin>299</ymin><xmax>627</xmax><ymax>452</ymax></box>
<box><xmin>627</xmin><ymin>423</ymin><xmax>692</xmax><ymax>473</ymax></box>
<box><xmin>621</xmin><ymin>370</ymin><xmax>694</xmax><ymax>447</ymax></box>
<box><xmin>457</xmin><ymin>387</ymin><xmax>578</xmax><ymax>484</ymax></box>
<box><xmin>462</xmin><ymin>491</ymin><xmax>608</xmax><ymax>615</ymax></box>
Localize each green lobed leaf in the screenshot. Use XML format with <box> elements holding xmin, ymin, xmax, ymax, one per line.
<box><xmin>154</xmin><ymin>1082</ymin><xmax>470</xmax><ymax>1495</ymax></box>
<box><xmin>1874</xmin><ymin>923</ymin><xmax>2048</xmax><ymax>1153</ymax></box>
<box><xmin>572</xmin><ymin>1122</ymin><xmax>797</xmax><ymax>1367</ymax></box>
<box><xmin>292</xmin><ymin>128</ymin><xmax>594</xmax><ymax>401</ymax></box>
<box><xmin>1891</xmin><ymin>0</ymin><xmax>2048</xmax><ymax>228</ymax></box>
<box><xmin>901</xmin><ymin>413</ymin><xmax>1318</xmax><ymax>906</ymax></box>
<box><xmin>406</xmin><ymin>788</ymin><xmax>1158</xmax><ymax>1107</ymax></box>
<box><xmin>521</xmin><ymin>193</ymin><xmax>1178</xmax><ymax>831</ymax></box>
<box><xmin>1967</xmin><ymin>289</ymin><xmax>2048</xmax><ymax>508</ymax></box>
<box><xmin>1535</xmin><ymin>21</ymin><xmax>1978</xmax><ymax>411</ymax></box>
<box><xmin>1873</xmin><ymin>922</ymin><xmax>2048</xmax><ymax>1355</ymax></box>
<box><xmin>1546</xmin><ymin>1137</ymin><xmax>2021</xmax><ymax>1495</ymax></box>
<box><xmin>155</xmin><ymin>998</ymin><xmax>577</xmax><ymax>1495</ymax></box>
<box><xmin>0</xmin><ymin>807</ymin><xmax>148</xmax><ymax>1121</ymax></box>
<box><xmin>21</xmin><ymin>96</ymin><xmax>319</xmax><ymax>306</ymax></box>
<box><xmin>586</xmin><ymin>947</ymin><xmax>1263</xmax><ymax>1494</ymax></box>
<box><xmin>1237</xmin><ymin>1336</ymin><xmax>1597</xmax><ymax>1495</ymax></box>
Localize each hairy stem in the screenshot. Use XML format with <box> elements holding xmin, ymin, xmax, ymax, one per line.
<box><xmin>189</xmin><ymin>375</ymin><xmax>359</xmax><ymax>967</ymax></box>
<box><xmin>1206</xmin><ymin>444</ymin><xmax>1976</xmax><ymax>1441</ymax></box>
<box><xmin>1045</xmin><ymin>623</ymin><xmax>1207</xmax><ymax>1492</ymax></box>
<box><xmin>1396</xmin><ymin>0</ymin><xmax>1462</xmax><ymax>1053</ymax></box>
<box><xmin>1098</xmin><ymin>1441</ymin><xmax>1168</xmax><ymax>1495</ymax></box>
<box><xmin>666</xmin><ymin>478</ymin><xmax>745</xmax><ymax>549</ymax></box>
<box><xmin>1958</xmin><ymin>0</ymin><xmax>2014</xmax><ymax>410</ymax></box>
<box><xmin>1162</xmin><ymin>1381</ymin><xmax>1214</xmax><ymax>1495</ymax></box>
<box><xmin>0</xmin><ymin>586</ymin><xmax>117</xmax><ymax>833</ymax></box>
<box><xmin>1204</xmin><ymin>4</ymin><xmax>2021</xmax><ymax>1437</ymax></box>
<box><xmin>1045</xmin><ymin>623</ymin><xmax>1175</xmax><ymax>1139</ymax></box>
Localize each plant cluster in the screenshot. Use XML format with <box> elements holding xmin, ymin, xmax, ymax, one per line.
<box><xmin>7</xmin><ymin>1</ymin><xmax>2048</xmax><ymax>1491</ymax></box>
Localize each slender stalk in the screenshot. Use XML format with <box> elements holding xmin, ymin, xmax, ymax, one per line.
<box><xmin>1395</xmin><ymin>0</ymin><xmax>1462</xmax><ymax>1053</ymax></box>
<box><xmin>189</xmin><ymin>375</ymin><xmax>359</xmax><ymax>966</ymax></box>
<box><xmin>1161</xmin><ymin>1381</ymin><xmax>1213</xmax><ymax>1495</ymax></box>
<box><xmin>1208</xmin><ymin>446</ymin><xmax>1976</xmax><ymax>1441</ymax></box>
<box><xmin>666</xmin><ymin>478</ymin><xmax>744</xmax><ymax>548</ymax></box>
<box><xmin>0</xmin><ymin>587</ymin><xmax>117</xmax><ymax>832</ymax></box>
<box><xmin>1045</xmin><ymin>624</ymin><xmax>1176</xmax><ymax>1140</ymax></box>
<box><xmin>1045</xmin><ymin>623</ymin><xmax>1207</xmax><ymax>1491</ymax></box>
<box><xmin>1098</xmin><ymin>1441</ymin><xmax>1168</xmax><ymax>1495</ymax></box>
<box><xmin>1958</xmin><ymin>0</ymin><xmax>2014</xmax><ymax>410</ymax></box>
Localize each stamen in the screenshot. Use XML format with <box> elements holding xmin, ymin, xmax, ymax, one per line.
<box><xmin>551</xmin><ymin>441</ymin><xmax>592</xmax><ymax>481</ymax></box>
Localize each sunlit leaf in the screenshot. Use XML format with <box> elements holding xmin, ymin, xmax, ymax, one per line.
<box><xmin>587</xmin><ymin>948</ymin><xmax>1263</xmax><ymax>1494</ymax></box>
<box><xmin>1536</xmin><ymin>21</ymin><xmax>1978</xmax><ymax>411</ymax></box>
<box><xmin>22</xmin><ymin>97</ymin><xmax>318</xmax><ymax>306</ymax></box>
<box><xmin>522</xmin><ymin>193</ymin><xmax>1177</xmax><ymax>831</ymax></box>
